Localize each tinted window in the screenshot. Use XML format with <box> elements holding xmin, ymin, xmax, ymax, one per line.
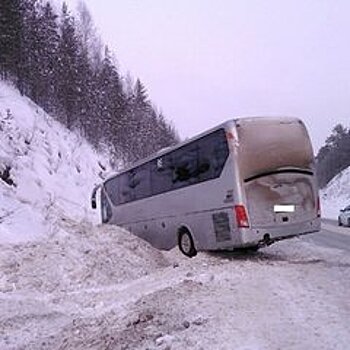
<box><xmin>119</xmin><ymin>172</ymin><xmax>134</xmax><ymax>204</ymax></box>
<box><xmin>150</xmin><ymin>154</ymin><xmax>174</xmax><ymax>195</ymax></box>
<box><xmin>118</xmin><ymin>163</ymin><xmax>152</xmax><ymax>203</ymax></box>
<box><xmin>151</xmin><ymin>128</ymin><xmax>229</xmax><ymax>194</ymax></box>
<box><xmin>173</xmin><ymin>128</ymin><xmax>228</xmax><ymax>188</ymax></box>
<box><xmin>133</xmin><ymin>163</ymin><xmax>151</xmax><ymax>200</ymax></box>
<box><xmin>171</xmin><ymin>143</ymin><xmax>199</xmax><ymax>189</ymax></box>
<box><xmin>105</xmin><ymin>128</ymin><xmax>229</xmax><ymax>204</ymax></box>
<box><xmin>211</xmin><ymin>130</ymin><xmax>230</xmax><ymax>178</ymax></box>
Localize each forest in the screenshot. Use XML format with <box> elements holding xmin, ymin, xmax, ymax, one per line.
<box><xmin>316</xmin><ymin>124</ymin><xmax>350</xmax><ymax>188</ymax></box>
<box><xmin>0</xmin><ymin>0</ymin><xmax>179</xmax><ymax>165</ymax></box>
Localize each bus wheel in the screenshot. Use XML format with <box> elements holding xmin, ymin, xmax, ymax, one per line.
<box><xmin>178</xmin><ymin>228</ymin><xmax>197</xmax><ymax>258</ymax></box>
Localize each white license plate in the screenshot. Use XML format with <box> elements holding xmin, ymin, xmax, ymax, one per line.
<box><xmin>274</xmin><ymin>205</ymin><xmax>295</xmax><ymax>213</ymax></box>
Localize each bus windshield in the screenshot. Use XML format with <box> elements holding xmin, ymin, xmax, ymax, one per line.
<box><xmin>236</xmin><ymin>118</ymin><xmax>314</xmax><ymax>181</ymax></box>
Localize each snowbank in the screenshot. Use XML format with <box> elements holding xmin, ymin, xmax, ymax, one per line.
<box><xmin>1</xmin><ymin>237</ymin><xmax>349</xmax><ymax>350</ymax></box>
<box><xmin>320</xmin><ymin>166</ymin><xmax>350</xmax><ymax>219</ymax></box>
<box><xmin>0</xmin><ymin>219</ymin><xmax>170</xmax><ymax>294</ymax></box>
<box><xmin>0</xmin><ymin>81</ymin><xmax>110</xmax><ymax>243</ymax></box>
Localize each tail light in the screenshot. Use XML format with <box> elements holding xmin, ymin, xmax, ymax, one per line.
<box><xmin>317</xmin><ymin>196</ymin><xmax>321</xmax><ymax>217</ymax></box>
<box><xmin>234</xmin><ymin>205</ymin><xmax>249</xmax><ymax>228</ymax></box>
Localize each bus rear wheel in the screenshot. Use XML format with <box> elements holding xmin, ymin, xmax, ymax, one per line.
<box><xmin>178</xmin><ymin>228</ymin><xmax>197</xmax><ymax>258</ymax></box>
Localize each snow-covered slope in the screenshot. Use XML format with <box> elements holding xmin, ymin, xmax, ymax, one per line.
<box><xmin>320</xmin><ymin>166</ymin><xmax>350</xmax><ymax>219</ymax></box>
<box><xmin>0</xmin><ymin>81</ymin><xmax>110</xmax><ymax>243</ymax></box>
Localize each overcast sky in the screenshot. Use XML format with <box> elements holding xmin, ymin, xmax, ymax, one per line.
<box><xmin>79</xmin><ymin>0</ymin><xmax>350</xmax><ymax>152</ymax></box>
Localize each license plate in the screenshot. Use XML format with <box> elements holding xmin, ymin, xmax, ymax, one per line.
<box><xmin>274</xmin><ymin>205</ymin><xmax>295</xmax><ymax>213</ymax></box>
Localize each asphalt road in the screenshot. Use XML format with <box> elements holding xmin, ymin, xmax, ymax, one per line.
<box><xmin>301</xmin><ymin>218</ymin><xmax>350</xmax><ymax>252</ymax></box>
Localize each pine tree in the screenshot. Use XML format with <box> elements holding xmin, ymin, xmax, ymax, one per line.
<box><xmin>35</xmin><ymin>1</ymin><xmax>60</xmax><ymax>111</ymax></box>
<box><xmin>76</xmin><ymin>0</ymin><xmax>102</xmax><ymax>68</ymax></box>
<box><xmin>0</xmin><ymin>0</ymin><xmax>22</xmax><ymax>80</ymax></box>
<box><xmin>19</xmin><ymin>0</ymin><xmax>43</xmax><ymax>100</ymax></box>
<box><xmin>98</xmin><ymin>49</ymin><xmax>126</xmax><ymax>155</ymax></box>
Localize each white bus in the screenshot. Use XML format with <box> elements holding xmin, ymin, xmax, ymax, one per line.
<box><xmin>91</xmin><ymin>117</ymin><xmax>321</xmax><ymax>257</ymax></box>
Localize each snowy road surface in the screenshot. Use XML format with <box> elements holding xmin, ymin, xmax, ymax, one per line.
<box><xmin>0</xmin><ymin>219</ymin><xmax>349</xmax><ymax>350</ymax></box>
<box><xmin>302</xmin><ymin>220</ymin><xmax>350</xmax><ymax>252</ymax></box>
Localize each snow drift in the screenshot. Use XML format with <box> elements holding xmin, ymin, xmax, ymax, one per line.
<box><xmin>0</xmin><ymin>81</ymin><xmax>110</xmax><ymax>243</ymax></box>
<box><xmin>320</xmin><ymin>166</ymin><xmax>350</xmax><ymax>219</ymax></box>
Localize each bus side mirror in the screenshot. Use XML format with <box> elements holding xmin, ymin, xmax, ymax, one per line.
<box><xmin>91</xmin><ymin>199</ymin><xmax>97</xmax><ymax>209</ymax></box>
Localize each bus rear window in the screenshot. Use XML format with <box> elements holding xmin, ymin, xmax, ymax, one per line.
<box><xmin>236</xmin><ymin>118</ymin><xmax>314</xmax><ymax>180</ymax></box>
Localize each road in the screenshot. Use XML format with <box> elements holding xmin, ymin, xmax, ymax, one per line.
<box><xmin>301</xmin><ymin>218</ymin><xmax>350</xmax><ymax>252</ymax></box>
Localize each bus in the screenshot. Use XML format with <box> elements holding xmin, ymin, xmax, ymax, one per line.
<box><xmin>91</xmin><ymin>117</ymin><xmax>321</xmax><ymax>257</ymax></box>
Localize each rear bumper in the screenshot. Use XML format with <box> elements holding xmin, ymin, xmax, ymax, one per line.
<box><xmin>237</xmin><ymin>217</ymin><xmax>321</xmax><ymax>247</ymax></box>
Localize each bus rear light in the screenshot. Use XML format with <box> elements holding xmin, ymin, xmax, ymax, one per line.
<box><xmin>234</xmin><ymin>205</ymin><xmax>249</xmax><ymax>228</ymax></box>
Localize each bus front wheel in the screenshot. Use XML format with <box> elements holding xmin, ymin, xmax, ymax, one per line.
<box><xmin>178</xmin><ymin>228</ymin><xmax>197</xmax><ymax>258</ymax></box>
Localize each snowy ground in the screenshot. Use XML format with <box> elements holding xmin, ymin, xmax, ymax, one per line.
<box><xmin>1</xmin><ymin>81</ymin><xmax>349</xmax><ymax>349</ymax></box>
<box><xmin>0</xmin><ymin>223</ymin><xmax>349</xmax><ymax>350</ymax></box>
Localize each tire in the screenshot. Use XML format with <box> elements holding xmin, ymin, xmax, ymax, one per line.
<box><xmin>178</xmin><ymin>228</ymin><xmax>197</xmax><ymax>258</ymax></box>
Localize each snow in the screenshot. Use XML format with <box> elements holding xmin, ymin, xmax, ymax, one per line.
<box><xmin>1</xmin><ymin>238</ymin><xmax>349</xmax><ymax>350</ymax></box>
<box><xmin>0</xmin><ymin>81</ymin><xmax>350</xmax><ymax>349</ymax></box>
<box><xmin>0</xmin><ymin>81</ymin><xmax>110</xmax><ymax>243</ymax></box>
<box><xmin>320</xmin><ymin>166</ymin><xmax>350</xmax><ymax>219</ymax></box>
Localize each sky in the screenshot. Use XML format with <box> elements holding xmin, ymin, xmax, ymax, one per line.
<box><xmin>77</xmin><ymin>0</ymin><xmax>350</xmax><ymax>152</ymax></box>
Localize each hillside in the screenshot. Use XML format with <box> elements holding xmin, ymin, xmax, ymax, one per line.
<box><xmin>320</xmin><ymin>166</ymin><xmax>350</xmax><ymax>219</ymax></box>
<box><xmin>0</xmin><ymin>81</ymin><xmax>110</xmax><ymax>242</ymax></box>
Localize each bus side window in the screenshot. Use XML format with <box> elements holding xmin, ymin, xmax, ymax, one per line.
<box><xmin>151</xmin><ymin>155</ymin><xmax>173</xmax><ymax>195</ymax></box>
<box><xmin>196</xmin><ymin>129</ymin><xmax>229</xmax><ymax>181</ymax></box>
<box><xmin>172</xmin><ymin>146</ymin><xmax>198</xmax><ymax>184</ymax></box>
<box><xmin>119</xmin><ymin>172</ymin><xmax>133</xmax><ymax>204</ymax></box>
<box><xmin>196</xmin><ymin>136</ymin><xmax>213</xmax><ymax>181</ymax></box>
<box><xmin>133</xmin><ymin>163</ymin><xmax>152</xmax><ymax>201</ymax></box>
<box><xmin>128</xmin><ymin>171</ymin><xmax>140</xmax><ymax>189</ymax></box>
<box><xmin>212</xmin><ymin>131</ymin><xmax>229</xmax><ymax>175</ymax></box>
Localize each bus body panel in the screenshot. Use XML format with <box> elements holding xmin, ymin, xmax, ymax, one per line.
<box><xmin>106</xmin><ymin>152</ymin><xmax>240</xmax><ymax>250</ymax></box>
